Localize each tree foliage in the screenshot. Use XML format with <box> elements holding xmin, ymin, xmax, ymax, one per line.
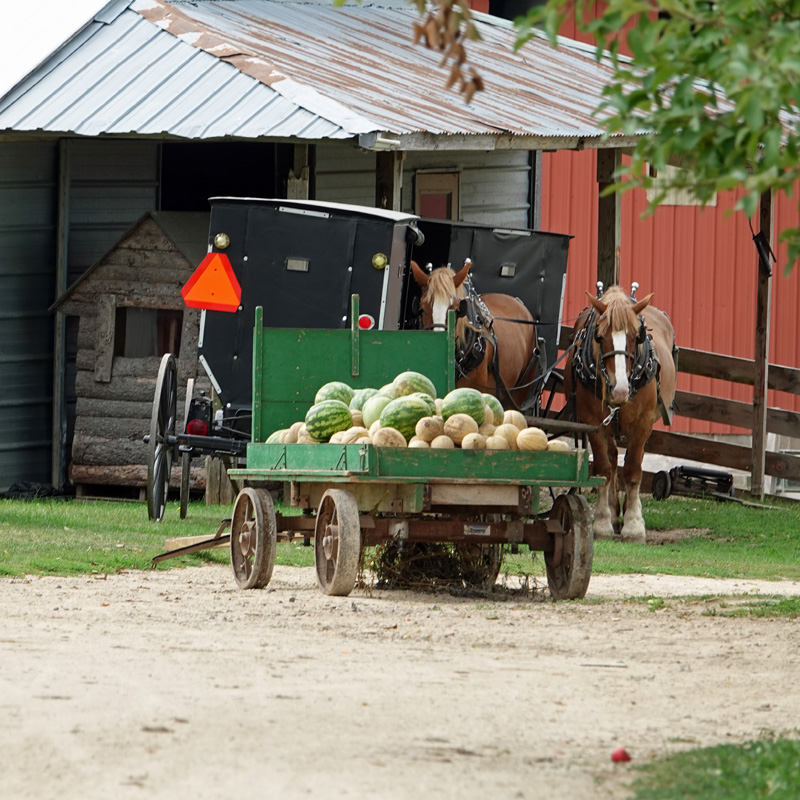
<box><xmin>516</xmin><ymin>0</ymin><xmax>800</xmax><ymax>273</ymax></box>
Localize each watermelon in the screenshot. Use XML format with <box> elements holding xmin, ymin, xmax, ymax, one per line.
<box><xmin>265</xmin><ymin>428</ymin><xmax>287</xmax><ymax>444</ymax></box>
<box><xmin>304</xmin><ymin>399</ymin><xmax>353</xmax><ymax>442</ymax></box>
<box><xmin>349</xmin><ymin>387</ymin><xmax>379</xmax><ymax>411</ymax></box>
<box><xmin>362</xmin><ymin>393</ymin><xmax>393</xmax><ymax>428</ymax></box>
<box><xmin>482</xmin><ymin>393</ymin><xmax>505</xmax><ymax>426</ymax></box>
<box><xmin>379</xmin><ymin>396</ymin><xmax>431</xmax><ymax>441</ymax></box>
<box><xmin>440</xmin><ymin>387</ymin><xmax>486</xmax><ymax>425</ymax></box>
<box><xmin>393</xmin><ymin>370</ymin><xmax>437</xmax><ymax>399</ymax></box>
<box><xmin>410</xmin><ymin>392</ymin><xmax>437</xmax><ymax>416</ymax></box>
<box><xmin>314</xmin><ymin>381</ymin><xmax>354</xmax><ymax>405</ymax></box>
<box><xmin>378</xmin><ymin>382</ymin><xmax>400</xmax><ymax>401</ymax></box>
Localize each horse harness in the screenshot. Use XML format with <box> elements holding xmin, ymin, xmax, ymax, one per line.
<box><xmin>571</xmin><ymin>305</ymin><xmax>659</xmax><ymax>419</ymax></box>
<box><xmin>448</xmin><ymin>274</ymin><xmax>545</xmax><ymax>412</ymax></box>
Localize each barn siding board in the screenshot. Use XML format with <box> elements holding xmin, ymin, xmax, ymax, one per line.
<box><xmin>542</xmin><ymin>148</ymin><xmax>800</xmax><ymax>439</ymax></box>
<box><xmin>0</xmin><ymin>141</ymin><xmax>58</xmax><ymax>491</ymax></box>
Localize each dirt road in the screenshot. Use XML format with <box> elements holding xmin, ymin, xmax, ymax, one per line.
<box><xmin>2</xmin><ymin>565</ymin><xmax>799</xmax><ymax>800</ymax></box>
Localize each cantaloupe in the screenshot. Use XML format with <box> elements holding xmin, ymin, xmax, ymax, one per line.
<box><xmin>493</xmin><ymin>423</ymin><xmax>521</xmax><ymax>449</ymax></box>
<box><xmin>461</xmin><ymin>432</ymin><xmax>486</xmax><ymax>450</ymax></box>
<box><xmin>516</xmin><ymin>427</ymin><xmax>548</xmax><ymax>451</ymax></box>
<box><xmin>415</xmin><ymin>416</ymin><xmax>445</xmax><ymax>442</ymax></box>
<box><xmin>547</xmin><ymin>439</ymin><xmax>572</xmax><ymax>452</ymax></box>
<box><xmin>408</xmin><ymin>438</ymin><xmax>430</xmax><ymax>449</ymax></box>
<box><xmin>430</xmin><ymin>434</ymin><xmax>455</xmax><ymax>449</ymax></box>
<box><xmin>443</xmin><ymin>413</ymin><xmax>479</xmax><ymax>445</ymax></box>
<box><xmin>503</xmin><ymin>409</ymin><xmax>528</xmax><ymax>431</ymax></box>
<box><xmin>485</xmin><ymin>434</ymin><xmax>510</xmax><ymax>450</ymax></box>
<box><xmin>372</xmin><ymin>427</ymin><xmax>407</xmax><ymax>448</ymax></box>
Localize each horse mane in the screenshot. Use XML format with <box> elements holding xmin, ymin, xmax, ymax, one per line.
<box><xmin>596</xmin><ymin>286</ymin><xmax>641</xmax><ymax>339</ymax></box>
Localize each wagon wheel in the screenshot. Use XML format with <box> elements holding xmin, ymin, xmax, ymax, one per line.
<box><xmin>147</xmin><ymin>353</ymin><xmax>178</xmax><ymax>521</ymax></box>
<box><xmin>314</xmin><ymin>489</ymin><xmax>361</xmax><ymax>596</ymax></box>
<box><xmin>546</xmin><ymin>493</ymin><xmax>593</xmax><ymax>600</ymax></box>
<box><xmin>178</xmin><ymin>377</ymin><xmax>195</xmax><ymax>520</ymax></box>
<box><xmin>455</xmin><ymin>543</ymin><xmax>503</xmax><ymax>588</ymax></box>
<box><xmin>230</xmin><ymin>488</ymin><xmax>277</xmax><ymax>590</ymax></box>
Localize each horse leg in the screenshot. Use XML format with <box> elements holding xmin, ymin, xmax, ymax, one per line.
<box><xmin>588</xmin><ymin>429</ymin><xmax>619</xmax><ymax>538</ymax></box>
<box><xmin>619</xmin><ymin>436</ymin><xmax>648</xmax><ymax>544</ymax></box>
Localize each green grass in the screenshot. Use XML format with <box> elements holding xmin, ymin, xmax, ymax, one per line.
<box><xmin>0</xmin><ymin>498</ymin><xmax>314</xmax><ymax>576</ymax></box>
<box><xmin>630</xmin><ymin>734</ymin><xmax>800</xmax><ymax>800</ymax></box>
<box><xmin>504</xmin><ymin>494</ymin><xmax>800</xmax><ymax>583</ymax></box>
<box><xmin>2</xmin><ymin>493</ymin><xmax>799</xmax><ymax>582</ymax></box>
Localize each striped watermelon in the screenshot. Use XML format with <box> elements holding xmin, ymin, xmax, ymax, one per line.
<box><xmin>482</xmin><ymin>393</ymin><xmax>505</xmax><ymax>426</ymax></box>
<box><xmin>379</xmin><ymin>396</ymin><xmax>431</xmax><ymax>441</ymax></box>
<box><xmin>304</xmin><ymin>400</ymin><xmax>352</xmax><ymax>442</ymax></box>
<box><xmin>393</xmin><ymin>370</ymin><xmax>437</xmax><ymax>399</ymax></box>
<box><xmin>349</xmin><ymin>387</ymin><xmax>379</xmax><ymax>411</ymax></box>
<box><xmin>441</xmin><ymin>387</ymin><xmax>486</xmax><ymax>425</ymax></box>
<box><xmin>410</xmin><ymin>392</ymin><xmax>437</xmax><ymax>416</ymax></box>
<box><xmin>314</xmin><ymin>381</ymin><xmax>355</xmax><ymax>405</ymax></box>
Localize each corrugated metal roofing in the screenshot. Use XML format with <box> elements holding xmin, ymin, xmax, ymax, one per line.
<box><xmin>0</xmin><ymin>0</ymin><xmax>625</xmax><ymax>146</ymax></box>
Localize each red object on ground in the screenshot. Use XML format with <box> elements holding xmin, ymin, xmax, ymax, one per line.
<box><xmin>611</xmin><ymin>748</ymin><xmax>632</xmax><ymax>763</ymax></box>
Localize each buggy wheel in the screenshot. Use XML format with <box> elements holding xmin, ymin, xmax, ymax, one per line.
<box><xmin>230</xmin><ymin>488</ymin><xmax>277</xmax><ymax>590</ymax></box>
<box><xmin>314</xmin><ymin>489</ymin><xmax>361</xmax><ymax>596</ymax></box>
<box><xmin>179</xmin><ymin>452</ymin><xmax>191</xmax><ymax>519</ymax></box>
<box><xmin>455</xmin><ymin>543</ymin><xmax>502</xmax><ymax>588</ymax></box>
<box><xmin>147</xmin><ymin>353</ymin><xmax>178</xmax><ymax>521</ymax></box>
<box><xmin>546</xmin><ymin>494</ymin><xmax>593</xmax><ymax>600</ymax></box>
<box><xmin>651</xmin><ymin>470</ymin><xmax>672</xmax><ymax>501</ymax></box>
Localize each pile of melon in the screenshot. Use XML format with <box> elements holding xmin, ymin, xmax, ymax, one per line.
<box><xmin>265</xmin><ymin>370</ymin><xmax>572</xmax><ymax>452</ymax></box>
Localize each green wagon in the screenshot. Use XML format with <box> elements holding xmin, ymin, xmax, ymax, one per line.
<box><xmin>217</xmin><ymin>297</ymin><xmax>602</xmax><ymax>601</ymax></box>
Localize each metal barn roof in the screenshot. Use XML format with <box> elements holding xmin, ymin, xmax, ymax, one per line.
<box><xmin>0</xmin><ymin>0</ymin><xmax>630</xmax><ymax>150</ymax></box>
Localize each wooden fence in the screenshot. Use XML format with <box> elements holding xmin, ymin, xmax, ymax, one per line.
<box><xmin>557</xmin><ymin>327</ymin><xmax>800</xmax><ymax>494</ymax></box>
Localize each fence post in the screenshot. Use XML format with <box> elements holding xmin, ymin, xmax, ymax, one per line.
<box><xmin>752</xmin><ymin>190</ymin><xmax>773</xmax><ymax>497</ymax></box>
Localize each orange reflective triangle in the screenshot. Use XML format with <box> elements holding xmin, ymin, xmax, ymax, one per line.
<box><xmin>181</xmin><ymin>252</ymin><xmax>242</xmax><ymax>313</ymax></box>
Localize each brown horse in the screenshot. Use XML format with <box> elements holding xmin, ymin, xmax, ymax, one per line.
<box><xmin>564</xmin><ymin>285</ymin><xmax>677</xmax><ymax>543</ymax></box>
<box><xmin>411</xmin><ymin>259</ymin><xmax>541</xmax><ymax>409</ymax></box>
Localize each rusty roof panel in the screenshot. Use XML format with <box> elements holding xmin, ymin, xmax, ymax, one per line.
<box><xmin>0</xmin><ymin>0</ymin><xmax>623</xmax><ymax>144</ymax></box>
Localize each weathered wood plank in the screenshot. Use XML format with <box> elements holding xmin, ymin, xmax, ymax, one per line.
<box><xmin>75</xmin><ymin>397</ymin><xmax>154</xmax><ymax>419</ymax></box>
<box><xmin>674</xmin><ymin>391</ymin><xmax>800</xmax><ymax>438</ymax></box>
<box><xmin>94</xmin><ymin>295</ymin><xmax>116</xmax><ymax>382</ymax></box>
<box><xmin>645</xmin><ymin>430</ymin><xmax>800</xmax><ymax>482</ymax></box>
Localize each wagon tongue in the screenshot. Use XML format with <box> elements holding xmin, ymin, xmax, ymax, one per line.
<box><xmin>181</xmin><ymin>253</ymin><xmax>242</xmax><ymax>313</ymax></box>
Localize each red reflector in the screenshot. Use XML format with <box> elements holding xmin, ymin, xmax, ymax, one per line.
<box><xmin>358</xmin><ymin>314</ymin><xmax>375</xmax><ymax>330</ymax></box>
<box><xmin>186</xmin><ymin>419</ymin><xmax>208</xmax><ymax>436</ymax></box>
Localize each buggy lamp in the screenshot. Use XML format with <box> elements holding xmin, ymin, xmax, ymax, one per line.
<box><xmin>186</xmin><ymin>418</ymin><xmax>208</xmax><ymax>436</ymax></box>
<box><xmin>500</xmin><ymin>264</ymin><xmax>516</xmax><ymax>278</ymax></box>
<box><xmin>358</xmin><ymin>314</ymin><xmax>375</xmax><ymax>330</ymax></box>
<box><xmin>372</xmin><ymin>253</ymin><xmax>388</xmax><ymax>270</ymax></box>
<box><xmin>213</xmin><ymin>232</ymin><xmax>230</xmax><ymax>249</ymax></box>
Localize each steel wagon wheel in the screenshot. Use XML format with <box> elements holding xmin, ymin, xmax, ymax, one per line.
<box><xmin>314</xmin><ymin>489</ymin><xmax>361</xmax><ymax>596</ymax></box>
<box><xmin>546</xmin><ymin>493</ymin><xmax>593</xmax><ymax>600</ymax></box>
<box><xmin>147</xmin><ymin>353</ymin><xmax>178</xmax><ymax>521</ymax></box>
<box><xmin>230</xmin><ymin>488</ymin><xmax>277</xmax><ymax>589</ymax></box>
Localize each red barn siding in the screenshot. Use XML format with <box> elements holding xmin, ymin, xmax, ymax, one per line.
<box><xmin>542</xmin><ymin>149</ymin><xmax>800</xmax><ymax>435</ymax></box>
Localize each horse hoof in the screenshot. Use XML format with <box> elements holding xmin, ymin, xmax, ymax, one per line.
<box><xmin>620</xmin><ymin>525</ymin><xmax>646</xmax><ymax>544</ymax></box>
<box><xmin>592</xmin><ymin>519</ymin><xmax>617</xmax><ymax>540</ymax></box>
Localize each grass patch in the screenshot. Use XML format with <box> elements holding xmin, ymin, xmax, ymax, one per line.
<box><xmin>0</xmin><ymin>498</ymin><xmax>315</xmax><ymax>577</ymax></box>
<box><xmin>703</xmin><ymin>596</ymin><xmax>800</xmax><ymax>619</ymax></box>
<box><xmin>504</xmin><ymin>494</ymin><xmax>800</xmax><ymax>583</ymax></box>
<box><xmin>630</xmin><ymin>734</ymin><xmax>800</xmax><ymax>800</ymax></box>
